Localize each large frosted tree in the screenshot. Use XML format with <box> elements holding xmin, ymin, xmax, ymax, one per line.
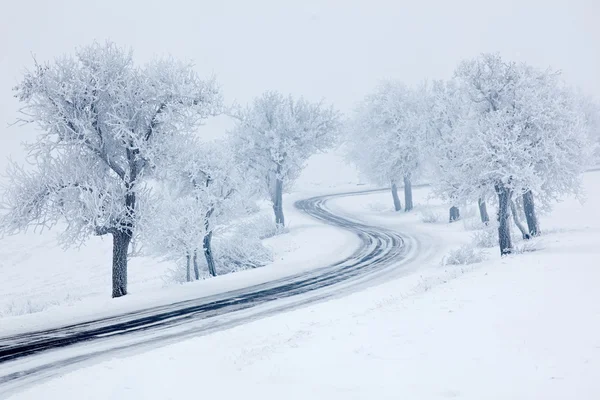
<box><xmin>445</xmin><ymin>54</ymin><xmax>592</xmax><ymax>255</ymax></box>
<box><xmin>348</xmin><ymin>81</ymin><xmax>427</xmax><ymax>212</ymax></box>
<box><xmin>230</xmin><ymin>91</ymin><xmax>341</xmax><ymax>227</ymax></box>
<box><xmin>0</xmin><ymin>42</ymin><xmax>222</xmax><ymax>297</ymax></box>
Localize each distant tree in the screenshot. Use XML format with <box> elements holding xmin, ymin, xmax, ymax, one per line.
<box><xmin>230</xmin><ymin>91</ymin><xmax>341</xmax><ymax>227</ymax></box>
<box><xmin>345</xmin><ymin>113</ymin><xmax>402</xmax><ymax>211</ymax></box>
<box><xmin>576</xmin><ymin>93</ymin><xmax>600</xmax><ymax>163</ymax></box>
<box><xmin>0</xmin><ymin>42</ymin><xmax>222</xmax><ymax>297</ymax></box>
<box><xmin>348</xmin><ymin>81</ymin><xmax>428</xmax><ymax>212</ymax></box>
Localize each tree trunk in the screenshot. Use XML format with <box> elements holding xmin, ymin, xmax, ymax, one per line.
<box><xmin>403</xmin><ymin>175</ymin><xmax>413</xmax><ymax>212</ymax></box>
<box><xmin>495</xmin><ymin>183</ymin><xmax>513</xmax><ymax>256</ymax></box>
<box><xmin>111</xmin><ymin>230</ymin><xmax>131</xmax><ymax>298</ymax></box>
<box><xmin>522</xmin><ymin>190</ymin><xmax>539</xmax><ymax>237</ymax></box>
<box><xmin>113</xmin><ymin>156</ymin><xmax>136</xmax><ymax>298</ymax></box>
<box><xmin>449</xmin><ymin>206</ymin><xmax>460</xmax><ymax>223</ymax></box>
<box><xmin>273</xmin><ymin>178</ymin><xmax>285</xmax><ymax>227</ymax></box>
<box><xmin>204</xmin><ymin>231</ymin><xmax>217</xmax><ymax>277</ymax></box>
<box><xmin>391</xmin><ymin>182</ymin><xmax>402</xmax><ymax>211</ymax></box>
<box><xmin>478</xmin><ymin>198</ymin><xmax>490</xmax><ymax>224</ymax></box>
<box><xmin>193</xmin><ymin>249</ymin><xmax>200</xmax><ymax>280</ymax></box>
<box><xmin>510</xmin><ymin>199</ymin><xmax>531</xmax><ymax>240</ymax></box>
<box><xmin>185</xmin><ymin>252</ymin><xmax>192</xmax><ymax>282</ymax></box>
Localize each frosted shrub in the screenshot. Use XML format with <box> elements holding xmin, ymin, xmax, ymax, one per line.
<box><xmin>214</xmin><ymin>231</ymin><xmax>273</xmax><ymax>273</ymax></box>
<box><xmin>514</xmin><ymin>239</ymin><xmax>544</xmax><ymax>254</ymax></box>
<box><xmin>420</xmin><ymin>209</ymin><xmax>442</xmax><ymax>223</ymax></box>
<box><xmin>248</xmin><ymin>213</ymin><xmax>289</xmax><ymax>240</ymax></box>
<box><xmin>462</xmin><ymin>217</ymin><xmax>487</xmax><ymax>231</ymax></box>
<box><xmin>441</xmin><ymin>244</ymin><xmax>487</xmax><ymax>266</ymax></box>
<box><xmin>1</xmin><ymin>293</ymin><xmax>82</xmax><ymax>317</ymax></box>
<box><xmin>1</xmin><ymin>299</ymin><xmax>48</xmax><ymax>317</ymax></box>
<box><xmin>164</xmin><ymin>224</ymin><xmax>273</xmax><ymax>284</ymax></box>
<box><xmin>164</xmin><ymin>264</ymin><xmax>193</xmax><ymax>285</ymax></box>
<box><xmin>471</xmin><ymin>225</ymin><xmax>498</xmax><ymax>248</ymax></box>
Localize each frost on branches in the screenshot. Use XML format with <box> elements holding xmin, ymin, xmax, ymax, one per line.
<box><xmin>143</xmin><ymin>138</ymin><xmax>256</xmax><ymax>280</ymax></box>
<box><xmin>425</xmin><ymin>79</ymin><xmax>492</xmax><ymax>223</ymax></box>
<box><xmin>348</xmin><ymin>81</ymin><xmax>428</xmax><ymax>212</ymax></box>
<box><xmin>438</xmin><ymin>53</ymin><xmax>593</xmax><ymax>255</ymax></box>
<box><xmin>577</xmin><ymin>93</ymin><xmax>600</xmax><ymax>163</ymax></box>
<box><xmin>0</xmin><ymin>42</ymin><xmax>222</xmax><ymax>297</ymax></box>
<box><xmin>230</xmin><ymin>91</ymin><xmax>341</xmax><ymax>227</ymax></box>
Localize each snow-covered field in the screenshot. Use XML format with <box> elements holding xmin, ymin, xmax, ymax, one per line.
<box><xmin>7</xmin><ymin>167</ymin><xmax>600</xmax><ymax>399</ymax></box>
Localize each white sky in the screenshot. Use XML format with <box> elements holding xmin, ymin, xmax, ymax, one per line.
<box><xmin>0</xmin><ymin>0</ymin><xmax>598</xmax><ymax>163</ymax></box>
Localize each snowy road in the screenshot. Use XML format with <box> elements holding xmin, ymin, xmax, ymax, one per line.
<box><xmin>0</xmin><ymin>188</ymin><xmax>420</xmax><ymax>396</ymax></box>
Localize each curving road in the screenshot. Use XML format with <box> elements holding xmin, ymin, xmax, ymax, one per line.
<box><xmin>0</xmin><ymin>188</ymin><xmax>420</xmax><ymax>396</ymax></box>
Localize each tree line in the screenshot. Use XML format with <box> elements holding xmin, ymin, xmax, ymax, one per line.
<box><xmin>0</xmin><ymin>43</ymin><xmax>598</xmax><ymax>297</ymax></box>
<box><xmin>347</xmin><ymin>53</ymin><xmax>598</xmax><ymax>256</ymax></box>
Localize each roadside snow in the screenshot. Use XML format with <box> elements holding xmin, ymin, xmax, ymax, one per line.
<box><xmin>0</xmin><ymin>148</ymin><xmax>362</xmax><ymax>333</ymax></box>
<box><xmin>0</xmin><ymin>189</ymin><xmax>360</xmax><ymax>336</ymax></box>
<box><xmin>10</xmin><ymin>171</ymin><xmax>600</xmax><ymax>399</ymax></box>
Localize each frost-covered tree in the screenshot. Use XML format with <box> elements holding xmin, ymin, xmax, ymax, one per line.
<box><xmin>230</xmin><ymin>91</ymin><xmax>341</xmax><ymax>226</ymax></box>
<box><xmin>576</xmin><ymin>93</ymin><xmax>600</xmax><ymax>163</ymax></box>
<box><xmin>144</xmin><ymin>138</ymin><xmax>249</xmax><ymax>279</ymax></box>
<box><xmin>348</xmin><ymin>81</ymin><xmax>427</xmax><ymax>212</ymax></box>
<box><xmin>0</xmin><ymin>42</ymin><xmax>222</xmax><ymax>297</ymax></box>
<box><xmin>445</xmin><ymin>54</ymin><xmax>592</xmax><ymax>255</ymax></box>
<box><xmin>425</xmin><ymin>79</ymin><xmax>488</xmax><ymax>222</ymax></box>
<box><xmin>345</xmin><ymin>122</ymin><xmax>402</xmax><ymax>211</ymax></box>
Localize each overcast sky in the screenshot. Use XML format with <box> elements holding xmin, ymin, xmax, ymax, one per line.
<box><xmin>0</xmin><ymin>0</ymin><xmax>598</xmax><ymax>164</ymax></box>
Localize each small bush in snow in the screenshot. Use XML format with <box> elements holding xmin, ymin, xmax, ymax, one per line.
<box><xmin>164</xmin><ymin>223</ymin><xmax>273</xmax><ymax>285</ymax></box>
<box><xmin>164</xmin><ymin>264</ymin><xmax>194</xmax><ymax>285</ymax></box>
<box><xmin>462</xmin><ymin>217</ymin><xmax>488</xmax><ymax>231</ymax></box>
<box><xmin>368</xmin><ymin>202</ymin><xmax>390</xmax><ymax>213</ymax></box>
<box><xmin>441</xmin><ymin>244</ymin><xmax>487</xmax><ymax>266</ymax></box>
<box><xmin>471</xmin><ymin>226</ymin><xmax>498</xmax><ymax>248</ymax></box>
<box><xmin>513</xmin><ymin>239</ymin><xmax>544</xmax><ymax>254</ymax></box>
<box><xmin>248</xmin><ymin>213</ymin><xmax>289</xmax><ymax>240</ymax></box>
<box><xmin>420</xmin><ymin>209</ymin><xmax>442</xmax><ymax>223</ymax></box>
<box><xmin>215</xmin><ymin>232</ymin><xmax>273</xmax><ymax>273</ymax></box>
<box><xmin>0</xmin><ymin>293</ymin><xmax>82</xmax><ymax>317</ymax></box>
<box><xmin>1</xmin><ymin>299</ymin><xmax>47</xmax><ymax>317</ymax></box>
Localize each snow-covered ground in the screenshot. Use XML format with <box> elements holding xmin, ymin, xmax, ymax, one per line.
<box><xmin>0</xmin><ymin>149</ymin><xmax>362</xmax><ymax>334</ymax></box>
<box><xmin>0</xmin><ymin>200</ymin><xmax>360</xmax><ymax>335</ymax></box>
<box><xmin>8</xmin><ymin>168</ymin><xmax>600</xmax><ymax>399</ymax></box>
